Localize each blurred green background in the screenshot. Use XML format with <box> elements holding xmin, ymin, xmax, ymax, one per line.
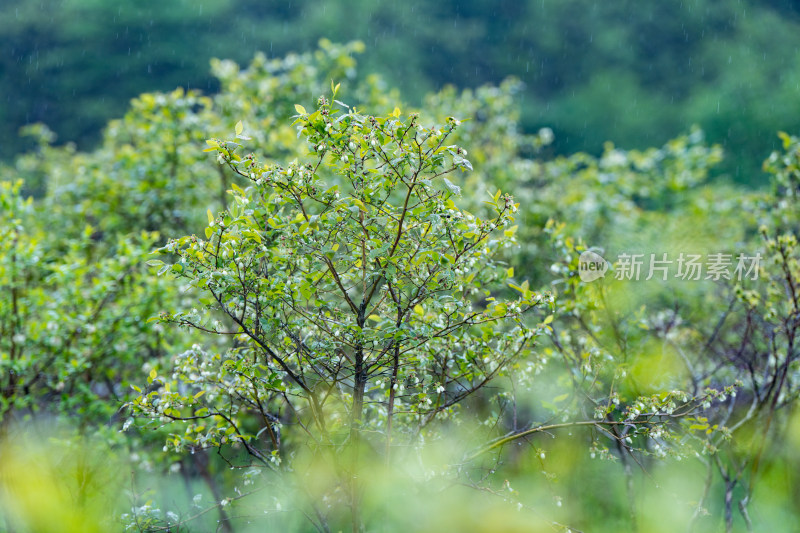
<box><xmin>4</xmin><ymin>0</ymin><xmax>800</xmax><ymax>183</ymax></box>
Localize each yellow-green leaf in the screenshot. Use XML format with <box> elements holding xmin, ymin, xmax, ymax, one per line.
<box><xmin>235</xmin><ymin>120</ymin><xmax>243</xmax><ymax>135</ymax></box>
<box><xmin>509</xmin><ymin>280</ymin><xmax>530</xmax><ymax>295</ymax></box>
<box><xmin>207</xmin><ymin>209</ymin><xmax>214</xmax><ymax>225</ymax></box>
<box><xmin>295</xmin><ymin>104</ymin><xmax>307</xmax><ymax>115</ymax></box>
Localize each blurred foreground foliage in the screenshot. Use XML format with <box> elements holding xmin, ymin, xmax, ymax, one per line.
<box><xmin>2</xmin><ymin>42</ymin><xmax>800</xmax><ymax>532</ymax></box>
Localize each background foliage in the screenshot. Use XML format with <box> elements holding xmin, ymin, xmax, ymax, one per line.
<box><xmin>4</xmin><ymin>0</ymin><xmax>800</xmax><ymax>181</ymax></box>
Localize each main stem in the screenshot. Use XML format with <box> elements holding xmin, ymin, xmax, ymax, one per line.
<box><xmin>349</xmin><ymin>304</ymin><xmax>368</xmax><ymax>533</ymax></box>
<box><xmin>385</xmin><ymin>343</ymin><xmax>400</xmax><ymax>464</ymax></box>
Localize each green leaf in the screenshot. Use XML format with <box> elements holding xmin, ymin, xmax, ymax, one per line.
<box><xmin>509</xmin><ymin>280</ymin><xmax>530</xmax><ymax>295</ymax></box>
<box><xmin>496</xmin><ymin>302</ymin><xmax>508</xmax><ymax>314</ymax></box>
<box><xmin>235</xmin><ymin>120</ymin><xmax>243</xmax><ymax>136</ymax></box>
<box><xmin>351</xmin><ymin>198</ymin><xmax>367</xmax><ymax>212</ymax></box>
<box><xmin>295</xmin><ymin>104</ymin><xmax>307</xmax><ymax>115</ymax></box>
<box><xmin>443</xmin><ymin>178</ymin><xmax>461</xmax><ymax>196</ymax></box>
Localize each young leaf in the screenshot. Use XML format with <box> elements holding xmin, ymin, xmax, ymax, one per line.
<box><xmin>443</xmin><ymin>178</ymin><xmax>461</xmax><ymax>196</ymax></box>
